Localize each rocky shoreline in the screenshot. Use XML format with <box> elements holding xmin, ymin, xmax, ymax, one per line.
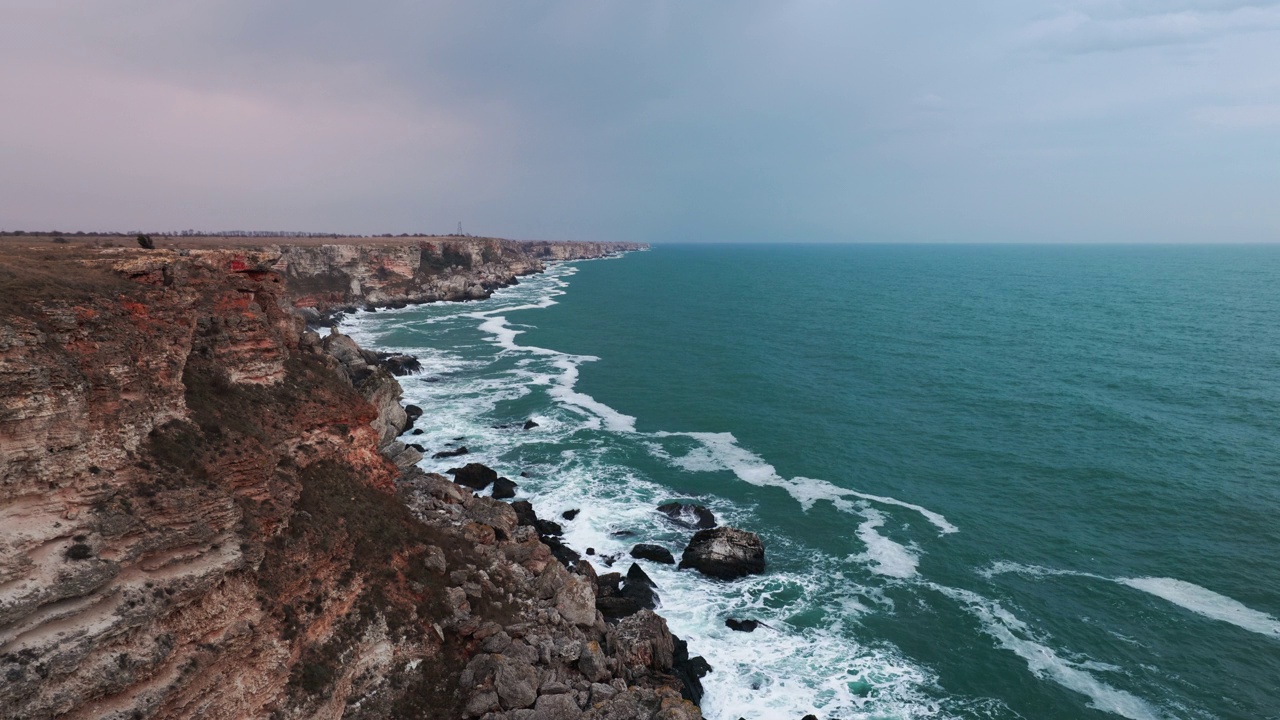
<box><xmin>0</xmin><ymin>238</ymin><xmax>773</xmax><ymax>719</ymax></box>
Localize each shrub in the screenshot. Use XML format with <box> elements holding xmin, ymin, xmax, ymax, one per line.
<box><xmin>65</xmin><ymin>543</ymin><xmax>93</xmax><ymax>560</ymax></box>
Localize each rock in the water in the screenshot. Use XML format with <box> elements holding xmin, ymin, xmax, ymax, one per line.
<box><xmin>630</xmin><ymin>544</ymin><xmax>675</xmax><ymax>564</ymax></box>
<box><xmin>657</xmin><ymin>502</ymin><xmax>717</xmax><ymax>530</ymax></box>
<box><xmin>381</xmin><ymin>354</ymin><xmax>422</xmax><ymax>376</ymax></box>
<box><xmin>448</xmin><ymin>462</ymin><xmax>499</xmax><ymax>490</ymax></box>
<box><xmin>536</xmin><ymin>519</ymin><xmax>564</xmax><ymax>537</ymax></box>
<box><xmin>672</xmin><ymin>634</ymin><xmax>712</xmax><ymax>705</ymax></box>
<box><xmin>408</xmin><ymin>443</ymin><xmax>426</xmax><ymax>452</ymax></box>
<box><xmin>404</xmin><ymin>404</ymin><xmax>424</xmax><ymax>419</ymax></box>
<box><xmin>510</xmin><ymin>499</ymin><xmax>539</xmax><ymax>527</ymax></box>
<box><xmin>523</xmin><ymin>419</ymin><xmax>539</xmax><ymax>430</ymax></box>
<box><xmin>433</xmin><ymin>446</ymin><xmax>470</xmax><ymax>459</ymax></box>
<box><xmin>595</xmin><ymin>563</ymin><xmax>660</xmax><ymax>620</ymax></box>
<box><xmin>411</xmin><ymin>428</ymin><xmax>424</xmax><ymax>435</ymax></box>
<box><xmin>561</xmin><ymin>508</ymin><xmax>580</xmax><ymax>520</ymax></box>
<box><xmin>725</xmin><ymin>618</ymin><xmax>759</xmax><ymax>632</ymax></box>
<box><xmin>492</xmin><ymin>476</ymin><xmax>518</xmax><ymax>499</ymax></box>
<box><xmin>543</xmin><ymin>536</ymin><xmax>580</xmax><ymax>566</ymax></box>
<box><xmin>678</xmin><ymin>527</ymin><xmax>765</xmax><ymax>580</ymax></box>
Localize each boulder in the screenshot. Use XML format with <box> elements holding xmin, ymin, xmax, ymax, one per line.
<box><xmin>562</xmin><ymin>509</ymin><xmax>580</xmax><ymax>520</ymax></box>
<box><xmin>511</xmin><ymin>500</ymin><xmax>539</xmax><ymax>527</ymax></box>
<box><xmin>543</xmin><ymin>536</ymin><xmax>580</xmax><ymax>566</ymax></box>
<box><xmin>531</xmin><ymin>693</ymin><xmax>581</xmax><ymax>720</ymax></box>
<box><xmin>449</xmin><ymin>462</ymin><xmax>499</xmax><ymax>490</ymax></box>
<box><xmin>433</xmin><ymin>446</ymin><xmax>470</xmax><ymax>459</ymax></box>
<box><xmin>656</xmin><ymin>502</ymin><xmax>716</xmax><ymax>530</ymax></box>
<box><xmin>381</xmin><ymin>354</ymin><xmax>422</xmax><ymax>376</ymax></box>
<box><xmin>678</xmin><ymin>527</ymin><xmax>765</xmax><ymax>580</ymax></box>
<box><xmin>671</xmin><ymin>635</ymin><xmax>712</xmax><ymax>705</ymax></box>
<box><xmin>523</xmin><ymin>419</ymin><xmax>540</xmax><ymax>430</ymax></box>
<box><xmin>404</xmin><ymin>404</ymin><xmax>424</xmax><ymax>419</ymax></box>
<box><xmin>725</xmin><ymin>618</ymin><xmax>759</xmax><ymax>632</ymax></box>
<box><xmin>555</xmin><ymin>574</ymin><xmax>598</xmax><ymax>626</ymax></box>
<box><xmin>608</xmin><ymin>609</ymin><xmax>675</xmax><ymax>674</ymax></box>
<box><xmin>630</xmin><ymin>544</ymin><xmax>675</xmax><ymax>564</ymax></box>
<box><xmin>495</xmin><ymin>656</ymin><xmax>540</xmax><ymax>709</ymax></box>
<box><xmin>492</xmin><ymin>476</ymin><xmax>518</xmax><ymax>499</ymax></box>
<box><xmin>597</xmin><ymin>563</ymin><xmax>658</xmax><ymax>619</ymax></box>
<box><xmin>537</xmin><ymin>519</ymin><xmax>564</xmax><ymax>537</ymax></box>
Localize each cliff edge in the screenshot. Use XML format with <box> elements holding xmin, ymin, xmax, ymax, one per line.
<box><xmin>0</xmin><ymin>239</ymin><xmax>698</xmax><ymax>720</ymax></box>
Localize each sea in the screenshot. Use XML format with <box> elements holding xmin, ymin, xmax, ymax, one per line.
<box><xmin>341</xmin><ymin>244</ymin><xmax>1280</xmax><ymax>720</ymax></box>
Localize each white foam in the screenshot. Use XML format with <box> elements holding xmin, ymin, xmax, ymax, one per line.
<box><xmin>853</xmin><ymin>508</ymin><xmax>920</xmax><ymax>579</ymax></box>
<box><xmin>1118</xmin><ymin>577</ymin><xmax>1280</xmax><ymax>639</ymax></box>
<box><xmin>979</xmin><ymin>561</ymin><xmax>1104</xmax><ymax>581</ymax></box>
<box><xmin>934</xmin><ymin>584</ymin><xmax>1165</xmax><ymax>720</ymax></box>
<box><xmin>984</xmin><ymin>563</ymin><xmax>1280</xmax><ymax>640</ymax></box>
<box><xmin>654</xmin><ymin>431</ymin><xmax>958</xmax><ymax>536</ymax></box>
<box><xmin>545</xmin><ymin>356</ymin><xmax>637</xmax><ymax>433</ymax></box>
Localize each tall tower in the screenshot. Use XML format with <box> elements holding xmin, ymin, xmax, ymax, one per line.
<box><xmin>456</xmin><ymin>222</ymin><xmax>463</xmax><ymax>236</ymax></box>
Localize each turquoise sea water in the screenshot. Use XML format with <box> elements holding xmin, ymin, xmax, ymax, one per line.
<box><xmin>344</xmin><ymin>245</ymin><xmax>1280</xmax><ymax>720</ymax></box>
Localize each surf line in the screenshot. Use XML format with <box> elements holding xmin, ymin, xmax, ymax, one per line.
<box><xmin>984</xmin><ymin>562</ymin><xmax>1280</xmax><ymax>640</ymax></box>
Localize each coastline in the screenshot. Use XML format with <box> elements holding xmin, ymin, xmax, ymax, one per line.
<box><xmin>0</xmin><ymin>239</ymin><xmax>711</xmax><ymax>720</ymax></box>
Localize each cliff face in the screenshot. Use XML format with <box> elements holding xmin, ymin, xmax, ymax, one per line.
<box><xmin>0</xmin><ymin>241</ymin><xmax>696</xmax><ymax>720</ymax></box>
<box><xmin>271</xmin><ymin>238</ymin><xmax>644</xmax><ymax>311</ymax></box>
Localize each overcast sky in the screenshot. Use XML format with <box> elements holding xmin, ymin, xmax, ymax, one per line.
<box><xmin>2</xmin><ymin>1</ymin><xmax>1278</xmax><ymax>242</ymax></box>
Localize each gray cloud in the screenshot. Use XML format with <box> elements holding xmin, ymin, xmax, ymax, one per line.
<box><xmin>1</xmin><ymin>1</ymin><xmax>1278</xmax><ymax>242</ymax></box>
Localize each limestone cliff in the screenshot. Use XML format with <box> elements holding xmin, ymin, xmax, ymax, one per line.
<box><xmin>269</xmin><ymin>238</ymin><xmax>644</xmax><ymax>312</ymax></box>
<box><xmin>0</xmin><ymin>240</ymin><xmax>696</xmax><ymax>720</ymax></box>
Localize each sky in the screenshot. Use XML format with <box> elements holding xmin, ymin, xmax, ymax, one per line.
<box><xmin>2</xmin><ymin>1</ymin><xmax>1278</xmax><ymax>243</ymax></box>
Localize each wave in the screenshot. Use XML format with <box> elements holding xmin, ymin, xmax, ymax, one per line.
<box><xmin>932</xmin><ymin>584</ymin><xmax>1165</xmax><ymax>720</ymax></box>
<box><xmin>984</xmin><ymin>562</ymin><xmax>1280</xmax><ymax>641</ymax></box>
<box><xmin>1117</xmin><ymin>577</ymin><xmax>1280</xmax><ymax>639</ymax></box>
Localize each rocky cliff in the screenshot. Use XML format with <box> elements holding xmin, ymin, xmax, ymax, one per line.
<box><xmin>0</xmin><ymin>240</ymin><xmax>697</xmax><ymax>720</ymax></box>
<box><xmin>269</xmin><ymin>238</ymin><xmax>644</xmax><ymax>313</ymax></box>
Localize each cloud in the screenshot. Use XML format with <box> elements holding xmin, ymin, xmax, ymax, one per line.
<box><xmin>1020</xmin><ymin>3</ymin><xmax>1280</xmax><ymax>53</ymax></box>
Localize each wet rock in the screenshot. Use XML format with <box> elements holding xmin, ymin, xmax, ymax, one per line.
<box><xmin>434</xmin><ymin>446</ymin><xmax>470</xmax><ymax>459</ymax></box>
<box><xmin>629</xmin><ymin>544</ymin><xmax>675</xmax><ymax>564</ymax></box>
<box><xmin>656</xmin><ymin>502</ymin><xmax>717</xmax><ymax>530</ymax></box>
<box><xmin>411</xmin><ymin>428</ymin><xmax>424</xmax><ymax>435</ymax></box>
<box><xmin>523</xmin><ymin>419</ymin><xmax>540</xmax><ymax>430</ymax></box>
<box><xmin>543</xmin><ymin>536</ymin><xmax>581</xmax><ymax>566</ymax></box>
<box><xmin>404</xmin><ymin>404</ymin><xmax>424</xmax><ymax>420</ymax></box>
<box><xmin>537</xmin><ymin>519</ymin><xmax>565</xmax><ymax>537</ymax></box>
<box><xmin>597</xmin><ymin>564</ymin><xmax>657</xmax><ymax>619</ymax></box>
<box><xmin>450</xmin><ymin>462</ymin><xmax>500</xmax><ymax>490</ymax></box>
<box><xmin>381</xmin><ymin>354</ymin><xmax>422</xmax><ymax>376</ymax></box>
<box><xmin>724</xmin><ymin>618</ymin><xmax>759</xmax><ymax>632</ymax></box>
<box><xmin>511</xmin><ymin>499</ymin><xmax>539</xmax><ymax>527</ymax></box>
<box><xmin>493</xmin><ymin>476</ymin><xmax>518</xmax><ymax>499</ymax></box>
<box><xmin>678</xmin><ymin>527</ymin><xmax>765</xmax><ymax>580</ymax></box>
<box><xmin>562</xmin><ymin>509</ymin><xmax>580</xmax><ymax>521</ymax></box>
<box><xmin>672</xmin><ymin>635</ymin><xmax>712</xmax><ymax>705</ymax></box>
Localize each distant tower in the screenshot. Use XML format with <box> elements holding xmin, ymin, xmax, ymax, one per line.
<box><xmin>456</xmin><ymin>221</ymin><xmax>463</xmax><ymax>236</ymax></box>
